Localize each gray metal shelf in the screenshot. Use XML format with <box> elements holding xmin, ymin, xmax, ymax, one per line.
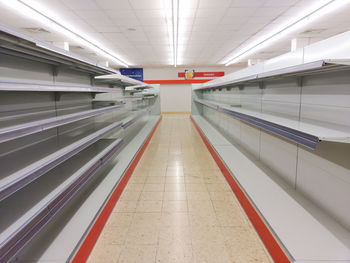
<box><xmin>122</xmin><ymin>107</ymin><xmax>152</xmax><ymax>129</ymax></box>
<box><xmin>0</xmin><ymin>138</ymin><xmax>123</xmax><ymax>263</ymax></box>
<box><xmin>0</xmin><ymin>121</ymin><xmax>123</xmax><ymax>202</ymax></box>
<box><xmin>191</xmin><ymin>115</ymin><xmax>350</xmax><ymax>262</ymax></box>
<box><xmin>0</xmin><ymin>105</ymin><xmax>121</xmax><ymax>144</ymax></box>
<box><xmin>195</xmin><ymin>98</ymin><xmax>350</xmax><ymax>149</ymax></box>
<box><xmin>199</xmin><ymin>60</ymin><xmax>350</xmax><ymax>90</ymax></box>
<box><xmin>0</xmin><ymin>24</ymin><xmax>116</xmax><ymax>75</ymax></box>
<box><xmin>0</xmin><ymin>80</ymin><xmax>123</xmax><ymax>93</ymax></box>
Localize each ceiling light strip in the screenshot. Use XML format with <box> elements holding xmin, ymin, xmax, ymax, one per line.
<box><xmin>2</xmin><ymin>0</ymin><xmax>129</xmax><ymax>67</ymax></box>
<box><xmin>223</xmin><ymin>0</ymin><xmax>350</xmax><ymax>66</ymax></box>
<box><xmin>172</xmin><ymin>0</ymin><xmax>179</xmax><ymax>67</ymax></box>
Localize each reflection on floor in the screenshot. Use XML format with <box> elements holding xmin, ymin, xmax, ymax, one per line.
<box><xmin>87</xmin><ymin>114</ymin><xmax>273</xmax><ymax>263</ymax></box>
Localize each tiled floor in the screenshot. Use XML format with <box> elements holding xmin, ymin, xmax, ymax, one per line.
<box><xmin>87</xmin><ymin>114</ymin><xmax>273</xmax><ymax>263</ymax></box>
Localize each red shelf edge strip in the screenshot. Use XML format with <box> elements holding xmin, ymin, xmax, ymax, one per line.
<box><xmin>190</xmin><ymin>116</ymin><xmax>291</xmax><ymax>263</ymax></box>
<box><xmin>71</xmin><ymin>116</ymin><xmax>162</xmax><ymax>263</ymax></box>
<box><xmin>144</xmin><ymin>79</ymin><xmax>212</xmax><ymax>84</ymax></box>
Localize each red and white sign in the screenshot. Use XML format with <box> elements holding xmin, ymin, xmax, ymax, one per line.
<box><xmin>178</xmin><ymin>71</ymin><xmax>224</xmax><ymax>78</ymax></box>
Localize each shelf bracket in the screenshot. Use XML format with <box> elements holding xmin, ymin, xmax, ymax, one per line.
<box><xmin>297</xmin><ymin>76</ymin><xmax>303</xmax><ymax>87</ymax></box>
<box><xmin>52</xmin><ymin>65</ymin><xmax>59</xmax><ymax>78</ymax></box>
<box><xmin>259</xmin><ymin>81</ymin><xmax>265</xmax><ymax>89</ymax></box>
<box><xmin>54</xmin><ymin>92</ymin><xmax>62</xmax><ymax>101</ymax></box>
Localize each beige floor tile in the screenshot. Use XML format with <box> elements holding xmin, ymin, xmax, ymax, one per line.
<box><xmin>131</xmin><ymin>212</ymin><xmax>161</xmax><ymax>227</ymax></box>
<box><xmin>113</xmin><ymin>200</ymin><xmax>138</xmax><ymax>213</ymax></box>
<box><xmin>185</xmin><ymin>183</ymin><xmax>207</xmax><ymax>192</ymax></box>
<box><xmin>129</xmin><ymin>176</ymin><xmax>148</xmax><ymax>184</ymax></box>
<box><xmin>161</xmin><ymin>212</ymin><xmax>189</xmax><ymax>226</ymax></box>
<box><xmin>99</xmin><ymin>226</ymin><xmax>129</xmax><ymax>245</ymax></box>
<box><xmin>125</xmin><ymin>183</ymin><xmax>144</xmax><ymax>192</ymax></box>
<box><xmin>189</xmin><ymin>212</ymin><xmax>219</xmax><ymax>227</ymax></box>
<box><xmin>216</xmin><ymin>210</ymin><xmax>248</xmax><ymax>227</ymax></box>
<box><xmin>158</xmin><ymin>225</ymin><xmax>192</xmax><ymax>245</ymax></box>
<box><xmin>118</xmin><ymin>245</ymin><xmax>157</xmax><ymax>263</ymax></box>
<box><xmin>192</xmin><ymin>242</ymin><xmax>231</xmax><ymax>263</ymax></box>
<box><xmin>156</xmin><ymin>243</ymin><xmax>194</xmax><ymax>263</ymax></box>
<box><xmin>222</xmin><ymin>226</ymin><xmax>272</xmax><ymax>263</ymax></box>
<box><xmin>164</xmin><ymin>182</ymin><xmax>186</xmax><ymax>192</ymax></box>
<box><xmin>87</xmin><ymin>243</ymin><xmax>122</xmax><ymax>263</ymax></box>
<box><xmin>125</xmin><ymin>226</ymin><xmax>159</xmax><ymax>245</ymax></box>
<box><xmin>209</xmin><ymin>191</ymin><xmax>237</xmax><ymax>202</ymax></box>
<box><xmin>165</xmin><ymin>176</ymin><xmax>185</xmax><ymax>184</ymax></box>
<box><xmin>120</xmin><ymin>191</ymin><xmax>141</xmax><ymax>201</ymax></box>
<box><xmin>90</xmin><ymin>115</ymin><xmax>272</xmax><ymax>263</ymax></box>
<box><xmin>162</xmin><ymin>200</ymin><xmax>188</xmax><ymax>212</ymax></box>
<box><xmin>163</xmin><ymin>191</ymin><xmax>187</xmax><ymax>200</ymax></box>
<box><xmin>106</xmin><ymin>213</ymin><xmax>134</xmax><ymax>228</ymax></box>
<box><xmin>206</xmin><ymin>183</ymin><xmax>232</xmax><ymax>192</ymax></box>
<box><xmin>186</xmin><ymin>191</ymin><xmax>211</xmax><ymax>201</ymax></box>
<box><xmin>140</xmin><ymin>191</ymin><xmax>164</xmax><ymax>201</ymax></box>
<box><xmin>143</xmin><ymin>183</ymin><xmax>165</xmax><ymax>192</ymax></box>
<box><xmin>146</xmin><ymin>176</ymin><xmax>166</xmax><ymax>184</ymax></box>
<box><xmin>136</xmin><ymin>200</ymin><xmax>162</xmax><ymax>213</ymax></box>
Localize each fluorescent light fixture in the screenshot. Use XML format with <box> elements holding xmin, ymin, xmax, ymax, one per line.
<box><xmin>163</xmin><ymin>0</ymin><xmax>178</xmax><ymax>67</ymax></box>
<box><xmin>223</xmin><ymin>0</ymin><xmax>350</xmax><ymax>66</ymax></box>
<box><xmin>0</xmin><ymin>0</ymin><xmax>129</xmax><ymax>67</ymax></box>
<box><xmin>173</xmin><ymin>0</ymin><xmax>179</xmax><ymax>67</ymax></box>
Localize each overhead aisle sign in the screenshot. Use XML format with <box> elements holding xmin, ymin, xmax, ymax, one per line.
<box><xmin>119</xmin><ymin>68</ymin><xmax>143</xmax><ymax>81</ymax></box>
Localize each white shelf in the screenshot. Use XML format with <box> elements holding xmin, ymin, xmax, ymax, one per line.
<box><xmin>0</xmin><ymin>138</ymin><xmax>123</xmax><ymax>262</ymax></box>
<box><xmin>14</xmin><ymin>116</ymin><xmax>160</xmax><ymax>262</ymax></box>
<box><xmin>0</xmin><ymin>80</ymin><xmax>123</xmax><ymax>93</ymax></box>
<box><xmin>95</xmin><ymin>74</ymin><xmax>153</xmax><ymax>88</ymax></box>
<box><xmin>197</xmin><ymin>60</ymin><xmax>350</xmax><ymax>90</ymax></box>
<box><xmin>0</xmin><ymin>105</ymin><xmax>121</xmax><ymax>144</ymax></box>
<box><xmin>192</xmin><ymin>115</ymin><xmax>350</xmax><ymax>263</ymax></box>
<box><xmin>0</xmin><ymin>121</ymin><xmax>123</xmax><ymax>202</ymax></box>
<box><xmin>0</xmin><ymin>24</ymin><xmax>116</xmax><ymax>75</ymax></box>
<box><xmin>122</xmin><ymin>107</ymin><xmax>152</xmax><ymax>129</ymax></box>
<box><xmin>195</xmin><ymin>98</ymin><xmax>350</xmax><ymax>149</ymax></box>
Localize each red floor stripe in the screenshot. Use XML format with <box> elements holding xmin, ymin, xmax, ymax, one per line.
<box><xmin>190</xmin><ymin>116</ymin><xmax>290</xmax><ymax>263</ymax></box>
<box><xmin>71</xmin><ymin>116</ymin><xmax>162</xmax><ymax>263</ymax></box>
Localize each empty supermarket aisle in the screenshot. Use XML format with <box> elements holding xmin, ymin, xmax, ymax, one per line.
<box><xmin>87</xmin><ymin>114</ymin><xmax>272</xmax><ymax>263</ymax></box>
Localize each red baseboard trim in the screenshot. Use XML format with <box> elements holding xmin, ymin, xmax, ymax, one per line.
<box><xmin>71</xmin><ymin>116</ymin><xmax>162</xmax><ymax>263</ymax></box>
<box><xmin>190</xmin><ymin>116</ymin><xmax>290</xmax><ymax>263</ymax></box>
<box><xmin>144</xmin><ymin>79</ymin><xmax>212</xmax><ymax>84</ymax></box>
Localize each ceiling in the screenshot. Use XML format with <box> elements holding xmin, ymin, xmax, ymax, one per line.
<box><xmin>0</xmin><ymin>0</ymin><xmax>350</xmax><ymax>68</ymax></box>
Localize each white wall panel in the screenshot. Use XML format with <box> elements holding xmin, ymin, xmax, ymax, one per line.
<box><xmin>297</xmin><ymin>145</ymin><xmax>350</xmax><ymax>230</ymax></box>
<box><xmin>240</xmin><ymin>122</ymin><xmax>260</xmax><ymax>160</ymax></box>
<box><xmin>260</xmin><ymin>131</ymin><xmax>298</xmax><ymax>187</ymax></box>
<box><xmin>160</xmin><ymin>84</ymin><xmax>191</xmax><ymax>112</ymax></box>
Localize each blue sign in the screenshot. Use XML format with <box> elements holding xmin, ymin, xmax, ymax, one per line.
<box><xmin>119</xmin><ymin>68</ymin><xmax>143</xmax><ymax>81</ymax></box>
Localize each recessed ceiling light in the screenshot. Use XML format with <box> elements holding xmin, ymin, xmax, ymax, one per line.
<box><xmin>163</xmin><ymin>0</ymin><xmax>179</xmax><ymax>67</ymax></box>
<box><xmin>0</xmin><ymin>0</ymin><xmax>130</xmax><ymax>67</ymax></box>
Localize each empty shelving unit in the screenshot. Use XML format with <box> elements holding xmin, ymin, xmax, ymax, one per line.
<box><xmin>192</xmin><ymin>33</ymin><xmax>350</xmax><ymax>263</ymax></box>
<box><xmin>0</xmin><ymin>26</ymin><xmax>160</xmax><ymax>262</ymax></box>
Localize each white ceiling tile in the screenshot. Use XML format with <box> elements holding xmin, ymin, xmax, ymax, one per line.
<box><xmin>179</xmin><ymin>8</ymin><xmax>197</xmax><ymax>18</ymax></box>
<box><xmin>2</xmin><ymin>0</ymin><xmax>350</xmax><ymax>66</ymax></box>
<box><xmin>225</xmin><ymin>7</ymin><xmax>257</xmax><ymax>17</ymax></box>
<box><xmin>196</xmin><ymin>8</ymin><xmax>227</xmax><ymax>18</ymax></box>
<box><xmin>194</xmin><ymin>16</ymin><xmax>222</xmax><ymax>25</ymax></box>
<box><xmin>199</xmin><ymin>0</ymin><xmax>232</xmax><ymax>8</ymax></box>
<box><xmin>95</xmin><ymin>0</ymin><xmax>132</xmax><ymax>10</ymax></box>
<box><xmin>254</xmin><ymin>7</ymin><xmax>289</xmax><ymax>17</ymax></box>
<box><xmin>129</xmin><ymin>0</ymin><xmax>163</xmax><ymax>9</ymax></box>
<box><xmin>61</xmin><ymin>0</ymin><xmax>99</xmax><ymax>10</ymax></box>
<box><xmin>231</xmin><ymin>0</ymin><xmax>265</xmax><ymax>7</ymax></box>
<box><xmin>263</xmin><ymin>0</ymin><xmax>298</xmax><ymax>7</ymax></box>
